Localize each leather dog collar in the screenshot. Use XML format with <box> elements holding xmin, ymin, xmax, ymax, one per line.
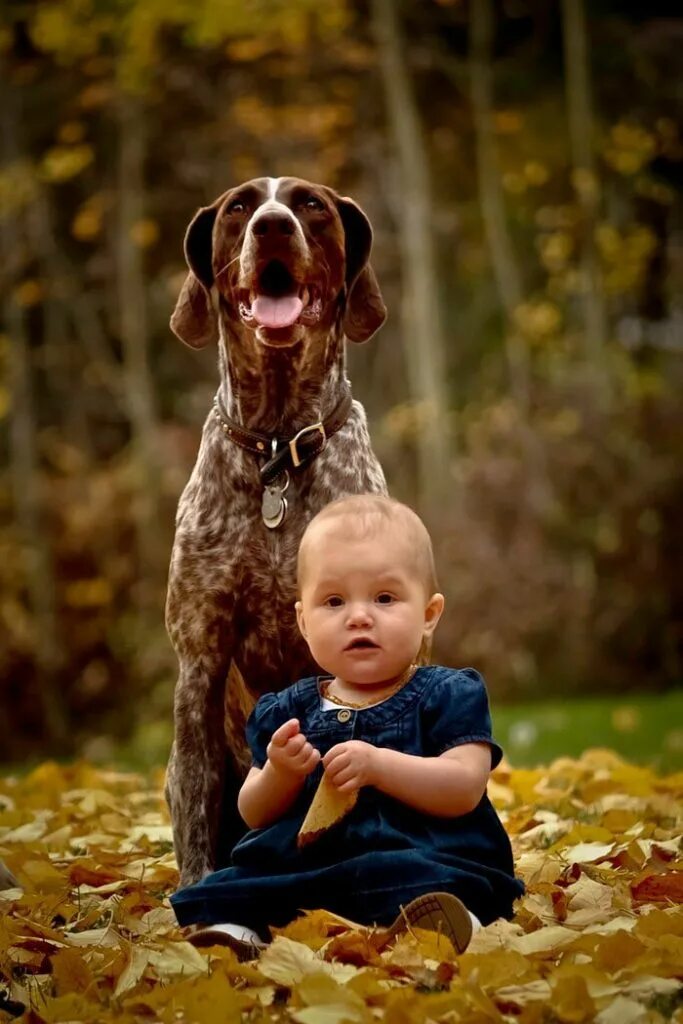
<box><xmin>213</xmin><ymin>389</ymin><xmax>354</xmax><ymax>485</ymax></box>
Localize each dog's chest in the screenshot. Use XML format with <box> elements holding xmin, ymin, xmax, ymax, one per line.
<box><xmin>232</xmin><ymin>528</ymin><xmax>314</xmax><ymax>691</ymax></box>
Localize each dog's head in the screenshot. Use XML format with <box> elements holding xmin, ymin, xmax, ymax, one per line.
<box><xmin>171</xmin><ymin>177</ymin><xmax>386</xmax><ymax>350</ymax></box>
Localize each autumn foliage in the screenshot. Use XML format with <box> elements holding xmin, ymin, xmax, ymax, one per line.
<box><xmin>1</xmin><ymin>2</ymin><xmax>682</xmax><ymax>761</ymax></box>
<box><xmin>1</xmin><ymin>750</ymin><xmax>682</xmax><ymax>1023</ymax></box>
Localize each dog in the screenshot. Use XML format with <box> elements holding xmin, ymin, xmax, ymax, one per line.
<box><xmin>165</xmin><ymin>177</ymin><xmax>388</xmax><ymax>886</ymax></box>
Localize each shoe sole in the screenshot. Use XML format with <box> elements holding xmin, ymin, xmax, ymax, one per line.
<box><xmin>186</xmin><ymin>926</ymin><xmax>265</xmax><ymax>961</ymax></box>
<box><xmin>378</xmin><ymin>891</ymin><xmax>473</xmax><ymax>953</ymax></box>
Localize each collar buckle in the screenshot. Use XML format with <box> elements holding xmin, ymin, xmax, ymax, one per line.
<box><xmin>288</xmin><ymin>422</ymin><xmax>326</xmax><ymax>467</ymax></box>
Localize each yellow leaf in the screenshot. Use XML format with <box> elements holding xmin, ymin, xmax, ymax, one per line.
<box><xmin>51</xmin><ymin>947</ymin><xmax>95</xmax><ymax>995</ymax></box>
<box><xmin>13</xmin><ymin>280</ymin><xmax>44</xmax><ymax>307</ymax></box>
<box><xmin>20</xmin><ymin>859</ymin><xmax>67</xmax><ymax>893</ymax></box>
<box><xmin>63</xmin><ymin>578</ymin><xmax>113</xmax><ymax>608</ymax></box>
<box><xmin>58</xmin><ymin>121</ymin><xmax>86</xmax><ymax>144</ymax></box>
<box><xmin>259</xmin><ymin>936</ymin><xmax>357</xmax><ymax>987</ymax></box>
<box><xmin>562</xmin><ymin>842</ymin><xmax>615</xmax><ymax>864</ymax></box>
<box><xmin>593</xmin><ymin>931</ymin><xmax>647</xmax><ymax>976</ymax></box>
<box><xmin>274</xmin><ymin>908</ymin><xmax>362</xmax><ymax>950</ymax></box>
<box><xmin>297</xmin><ymin>970</ymin><xmax>366</xmax><ymax>1010</ymax></box>
<box><xmin>2</xmin><ymin>817</ymin><xmax>50</xmax><ymax>843</ymax></box>
<box><xmin>404</xmin><ymin>926</ymin><xmax>457</xmax><ymax>963</ymax></box>
<box><xmin>459</xmin><ymin>948</ymin><xmax>534</xmax><ymax>989</ymax></box>
<box><xmin>551</xmin><ymin>974</ymin><xmax>596</xmax><ymax>1023</ymax></box>
<box><xmin>63</xmin><ymin>924</ymin><xmax>120</xmax><ymax>948</ymax></box>
<box><xmin>130</xmin><ymin>218</ymin><xmax>159</xmax><ymax>248</ymax></box>
<box><xmin>510</xmin><ymin>926</ymin><xmax>577</xmax><ymax>956</ymax></box>
<box><xmin>524</xmin><ymin>161</ymin><xmax>549</xmax><ymax>186</ymax></box>
<box><xmin>564</xmin><ymin>876</ymin><xmax>615</xmax><ymax>927</ymax></box>
<box><xmin>114</xmin><ymin>944</ymin><xmax>151</xmax><ymax>997</ymax></box>
<box><xmin>41</xmin><ymin>144</ymin><xmax>94</xmax><ymax>182</ymax></box>
<box><xmin>72</xmin><ymin>202</ymin><xmax>103</xmax><ymax>241</ymax></box>
<box><xmin>292</xmin><ymin>1003</ymin><xmax>369</xmax><ymax>1024</ymax></box>
<box><xmin>298</xmin><ymin>773</ymin><xmax>358</xmax><ymax>848</ymax></box>
<box><xmin>147</xmin><ymin>940</ymin><xmax>208</xmax><ymax>980</ymax></box>
<box><xmin>634</xmin><ymin>907</ymin><xmax>683</xmax><ymax>940</ymax></box>
<box><xmin>36</xmin><ymin>992</ymin><xmax>103</xmax><ymax>1024</ymax></box>
<box><xmin>130</xmin><ymin>968</ymin><xmax>247</xmax><ymax>1023</ymax></box>
<box><xmin>494</xmin><ymin>978</ymin><xmax>551</xmax><ymax>1010</ymax></box>
<box><xmin>600</xmin><ymin>808</ymin><xmax>641</xmax><ymax>833</ymax></box>
<box><xmin>258</xmin><ymin>936</ymin><xmax>325</xmax><ymax>985</ymax></box>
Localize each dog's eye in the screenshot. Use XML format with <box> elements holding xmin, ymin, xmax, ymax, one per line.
<box><xmin>227</xmin><ymin>200</ymin><xmax>247</xmax><ymax>215</ymax></box>
<box><xmin>303</xmin><ymin>196</ymin><xmax>324</xmax><ymax>212</ymax></box>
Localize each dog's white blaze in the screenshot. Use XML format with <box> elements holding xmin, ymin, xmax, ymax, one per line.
<box><xmin>245</xmin><ymin>176</ymin><xmax>306</xmax><ymax>252</ymax></box>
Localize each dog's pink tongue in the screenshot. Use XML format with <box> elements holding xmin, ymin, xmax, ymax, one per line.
<box><xmin>252</xmin><ymin>295</ymin><xmax>303</xmax><ymax>329</ymax></box>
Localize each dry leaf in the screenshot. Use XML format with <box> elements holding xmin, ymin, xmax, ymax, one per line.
<box><xmin>298</xmin><ymin>774</ymin><xmax>358</xmax><ymax>847</ymax></box>
<box><xmin>113</xmin><ymin>944</ymin><xmax>151</xmax><ymax>996</ymax></box>
<box><xmin>631</xmin><ymin>870</ymin><xmax>683</xmax><ymax>903</ymax></box>
<box><xmin>258</xmin><ymin>936</ymin><xmax>329</xmax><ymax>985</ymax></box>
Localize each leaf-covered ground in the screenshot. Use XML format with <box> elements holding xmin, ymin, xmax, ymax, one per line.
<box><xmin>1</xmin><ymin>750</ymin><xmax>681</xmax><ymax>1024</ymax></box>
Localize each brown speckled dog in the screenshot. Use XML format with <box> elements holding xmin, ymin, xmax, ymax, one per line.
<box><xmin>166</xmin><ymin>177</ymin><xmax>387</xmax><ymax>886</ymax></box>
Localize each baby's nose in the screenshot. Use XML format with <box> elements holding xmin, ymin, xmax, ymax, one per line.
<box><xmin>347</xmin><ymin>602</ymin><xmax>373</xmax><ymax>625</ymax></box>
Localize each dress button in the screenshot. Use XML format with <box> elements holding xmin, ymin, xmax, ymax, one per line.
<box><xmin>336</xmin><ymin>709</ymin><xmax>352</xmax><ymax>723</ymax></box>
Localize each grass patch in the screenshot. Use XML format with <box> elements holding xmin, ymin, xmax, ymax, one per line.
<box><xmin>6</xmin><ymin>691</ymin><xmax>681</xmax><ymax>777</ymax></box>
<box><xmin>494</xmin><ymin>689</ymin><xmax>683</xmax><ymax>773</ymax></box>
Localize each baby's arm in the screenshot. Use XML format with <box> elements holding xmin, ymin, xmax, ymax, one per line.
<box><xmin>238</xmin><ymin>718</ymin><xmax>320</xmax><ymax>830</ymax></box>
<box><xmin>323</xmin><ymin>741</ymin><xmax>491</xmax><ymax>817</ymax></box>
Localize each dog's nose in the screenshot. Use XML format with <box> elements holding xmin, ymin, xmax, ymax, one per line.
<box><xmin>252</xmin><ymin>212</ymin><xmax>295</xmax><ymax>238</ymax></box>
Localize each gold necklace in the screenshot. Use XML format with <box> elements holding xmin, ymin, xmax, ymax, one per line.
<box><xmin>320</xmin><ymin>663</ymin><xmax>417</xmax><ymax>710</ymax></box>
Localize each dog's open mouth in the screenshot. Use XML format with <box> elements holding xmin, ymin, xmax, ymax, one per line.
<box><xmin>239</xmin><ymin>261</ymin><xmax>322</xmax><ymax>330</ymax></box>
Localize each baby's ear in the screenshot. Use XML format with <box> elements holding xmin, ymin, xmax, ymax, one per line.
<box><xmin>295</xmin><ymin>600</ymin><xmax>307</xmax><ymax>640</ymax></box>
<box><xmin>423</xmin><ymin>593</ymin><xmax>445</xmax><ymax>636</ymax></box>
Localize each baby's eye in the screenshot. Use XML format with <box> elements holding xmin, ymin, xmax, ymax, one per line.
<box><xmin>325</xmin><ymin>595</ymin><xmax>344</xmax><ymax>608</ymax></box>
<box><xmin>376</xmin><ymin>593</ymin><xmax>396</xmax><ymax>605</ymax></box>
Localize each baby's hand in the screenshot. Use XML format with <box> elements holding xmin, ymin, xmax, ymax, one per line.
<box><xmin>323</xmin><ymin>740</ymin><xmax>379</xmax><ymax>793</ymax></box>
<box><xmin>267</xmin><ymin>719</ymin><xmax>320</xmax><ymax>778</ymax></box>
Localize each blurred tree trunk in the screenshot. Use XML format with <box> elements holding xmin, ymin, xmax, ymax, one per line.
<box><xmin>29</xmin><ymin>191</ymin><xmax>95</xmax><ymax>467</ymax></box>
<box><xmin>5</xmin><ymin>298</ymin><xmax>69</xmax><ymax>748</ymax></box>
<box><xmin>371</xmin><ymin>0</ymin><xmax>452</xmax><ymax>516</ymax></box>
<box><xmin>469</xmin><ymin>0</ymin><xmax>528</xmax><ymax>407</ymax></box>
<box><xmin>1</xmin><ymin>74</ymin><xmax>68</xmax><ymax>750</ymax></box>
<box><xmin>469</xmin><ymin>1</ymin><xmax>554</xmax><ymax>514</ymax></box>
<box><xmin>115</xmin><ymin>92</ymin><xmax>162</xmax><ymax>606</ymax></box>
<box><xmin>561</xmin><ymin>0</ymin><xmax>608</xmax><ymax>362</ymax></box>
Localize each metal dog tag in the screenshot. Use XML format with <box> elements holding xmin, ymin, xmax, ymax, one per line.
<box><xmin>262</xmin><ymin>473</ymin><xmax>289</xmax><ymax>529</ymax></box>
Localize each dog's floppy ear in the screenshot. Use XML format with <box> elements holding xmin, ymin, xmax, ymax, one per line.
<box><xmin>170</xmin><ymin>205</ymin><xmax>219</xmax><ymax>348</ymax></box>
<box><xmin>336</xmin><ymin>195</ymin><xmax>387</xmax><ymax>344</ymax></box>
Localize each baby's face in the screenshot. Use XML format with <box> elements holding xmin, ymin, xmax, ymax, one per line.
<box><xmin>296</xmin><ymin>521</ymin><xmax>443</xmax><ymax>687</ymax></box>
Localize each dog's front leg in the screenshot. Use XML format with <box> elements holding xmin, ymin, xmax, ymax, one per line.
<box><xmin>165</xmin><ymin>603</ymin><xmax>233</xmax><ymax>887</ymax></box>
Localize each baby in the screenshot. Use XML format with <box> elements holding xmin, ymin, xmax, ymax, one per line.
<box><xmin>170</xmin><ymin>494</ymin><xmax>524</xmax><ymax>957</ymax></box>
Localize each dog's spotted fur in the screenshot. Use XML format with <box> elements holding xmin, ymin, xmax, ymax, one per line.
<box><xmin>165</xmin><ymin>177</ymin><xmax>387</xmax><ymax>886</ymax></box>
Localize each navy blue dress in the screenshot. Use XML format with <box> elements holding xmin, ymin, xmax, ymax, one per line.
<box><xmin>170</xmin><ymin>667</ymin><xmax>525</xmax><ymax>932</ymax></box>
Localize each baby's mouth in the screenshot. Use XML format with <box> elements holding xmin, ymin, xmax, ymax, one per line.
<box><xmin>345</xmin><ymin>638</ymin><xmax>379</xmax><ymax>651</ymax></box>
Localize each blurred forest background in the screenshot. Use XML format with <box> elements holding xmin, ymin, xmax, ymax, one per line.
<box><xmin>1</xmin><ymin>0</ymin><xmax>681</xmax><ymax>769</ymax></box>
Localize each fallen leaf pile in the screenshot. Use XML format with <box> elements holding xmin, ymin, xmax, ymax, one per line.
<box><xmin>1</xmin><ymin>750</ymin><xmax>681</xmax><ymax>1023</ymax></box>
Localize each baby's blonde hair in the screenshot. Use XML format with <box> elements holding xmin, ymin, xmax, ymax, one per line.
<box><xmin>297</xmin><ymin>494</ymin><xmax>438</xmax><ymax>596</ymax></box>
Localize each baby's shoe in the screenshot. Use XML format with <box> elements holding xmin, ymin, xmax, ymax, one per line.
<box><xmin>186</xmin><ymin>922</ymin><xmax>267</xmax><ymax>961</ymax></box>
<box><xmin>379</xmin><ymin>891</ymin><xmax>474</xmax><ymax>954</ymax></box>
